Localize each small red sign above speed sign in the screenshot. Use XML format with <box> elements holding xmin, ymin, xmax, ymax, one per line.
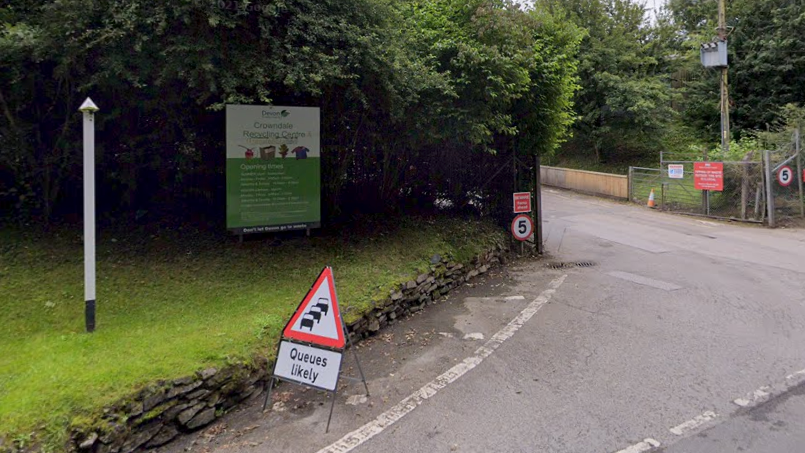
<box><xmin>778</xmin><ymin>165</ymin><xmax>794</xmax><ymax>187</ymax></box>
<box><xmin>511</xmin><ymin>215</ymin><xmax>534</xmax><ymax>242</ymax></box>
<box><xmin>513</xmin><ymin>192</ymin><xmax>532</xmax><ymax>213</ymax></box>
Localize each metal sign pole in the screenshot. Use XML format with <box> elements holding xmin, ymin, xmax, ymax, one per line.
<box><xmin>796</xmin><ymin>128</ymin><xmax>803</xmax><ymax>218</ymax></box>
<box><xmin>332</xmin><ymin>267</ymin><xmax>370</xmax><ymax>397</ymax></box>
<box><xmin>79</xmin><ymin>98</ymin><xmax>99</xmax><ymax>333</ymax></box>
<box><xmin>534</xmin><ymin>154</ymin><xmax>544</xmax><ymax>255</ymax></box>
<box><xmin>326</xmin><ymin>386</ymin><xmax>338</xmax><ymax>433</ymax></box>
<box><xmin>262</xmin><ymin>376</ymin><xmax>276</xmax><ymax>412</ymax></box>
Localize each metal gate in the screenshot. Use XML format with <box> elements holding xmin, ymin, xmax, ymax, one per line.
<box><xmin>629</xmin><ymin>153</ymin><xmax>766</xmax><ymax>222</ymax></box>
<box><xmin>763</xmin><ymin>129</ymin><xmax>804</xmax><ymax>227</ymax></box>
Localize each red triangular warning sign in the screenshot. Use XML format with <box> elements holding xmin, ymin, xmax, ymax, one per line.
<box><xmin>282</xmin><ymin>267</ymin><xmax>345</xmax><ymax>349</ymax></box>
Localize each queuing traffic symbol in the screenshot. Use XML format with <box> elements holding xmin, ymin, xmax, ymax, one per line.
<box><xmin>282</xmin><ymin>267</ymin><xmax>345</xmax><ymax>349</ymax></box>
<box><xmin>511</xmin><ymin>214</ymin><xmax>534</xmax><ymax>242</ymax></box>
<box><xmin>513</xmin><ymin>192</ymin><xmax>532</xmax><ymax>213</ymax></box>
<box><xmin>778</xmin><ymin>165</ymin><xmax>793</xmax><ymax>187</ymax></box>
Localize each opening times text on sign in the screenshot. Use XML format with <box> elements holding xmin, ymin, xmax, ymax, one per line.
<box><xmin>226</xmin><ymin>105</ymin><xmax>321</xmax><ymax>234</ymax></box>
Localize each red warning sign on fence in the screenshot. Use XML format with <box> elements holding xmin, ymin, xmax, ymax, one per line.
<box><xmin>282</xmin><ymin>267</ymin><xmax>345</xmax><ymax>349</ymax></box>
<box><xmin>693</xmin><ymin>162</ymin><xmax>724</xmax><ymax>191</ymax></box>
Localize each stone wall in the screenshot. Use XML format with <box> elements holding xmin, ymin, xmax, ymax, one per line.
<box><xmin>7</xmin><ymin>246</ymin><xmax>506</xmax><ymax>453</ymax></box>
<box><xmin>345</xmin><ymin>249</ymin><xmax>506</xmax><ymax>340</ymax></box>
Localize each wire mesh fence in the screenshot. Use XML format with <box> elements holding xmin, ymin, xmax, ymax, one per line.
<box><xmin>628</xmin><ymin>167</ymin><xmax>663</xmax><ymax>207</ymax></box>
<box><xmin>765</xmin><ymin>146</ymin><xmax>804</xmax><ymax>226</ymax></box>
<box><xmin>629</xmin><ymin>156</ymin><xmax>768</xmax><ymax>222</ymax></box>
<box><xmin>626</xmin><ymin>130</ymin><xmax>805</xmax><ymax>226</ymax></box>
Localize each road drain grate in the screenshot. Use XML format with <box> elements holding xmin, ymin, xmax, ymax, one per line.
<box><xmin>544</xmin><ymin>261</ymin><xmax>596</xmax><ymax>269</ymax></box>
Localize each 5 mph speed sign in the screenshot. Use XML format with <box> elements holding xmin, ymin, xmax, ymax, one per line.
<box><xmin>778</xmin><ymin>166</ymin><xmax>794</xmax><ymax>187</ymax></box>
<box><xmin>511</xmin><ymin>215</ymin><xmax>534</xmax><ymax>242</ymax></box>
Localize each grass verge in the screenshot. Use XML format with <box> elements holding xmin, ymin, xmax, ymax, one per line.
<box><xmin>0</xmin><ymin>215</ymin><xmax>504</xmax><ymax>448</ymax></box>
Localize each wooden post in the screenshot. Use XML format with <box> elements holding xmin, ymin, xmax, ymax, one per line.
<box><xmin>741</xmin><ymin>159</ymin><xmax>749</xmax><ymax>220</ymax></box>
<box><xmin>764</xmin><ymin>150</ymin><xmax>776</xmax><ymax>228</ymax></box>
<box><xmin>628</xmin><ymin>166</ymin><xmax>634</xmax><ymax>202</ymax></box>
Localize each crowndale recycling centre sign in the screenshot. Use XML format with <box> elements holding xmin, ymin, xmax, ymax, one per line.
<box><xmin>226</xmin><ymin>105</ymin><xmax>321</xmax><ymax>234</ymax></box>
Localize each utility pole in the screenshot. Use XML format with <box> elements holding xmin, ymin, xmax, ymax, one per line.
<box><xmin>718</xmin><ymin>0</ymin><xmax>730</xmax><ymax>157</ymax></box>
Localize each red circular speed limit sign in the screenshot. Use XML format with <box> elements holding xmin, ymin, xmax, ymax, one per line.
<box><xmin>778</xmin><ymin>165</ymin><xmax>794</xmax><ymax>187</ymax></box>
<box><xmin>511</xmin><ymin>214</ymin><xmax>534</xmax><ymax>242</ymax></box>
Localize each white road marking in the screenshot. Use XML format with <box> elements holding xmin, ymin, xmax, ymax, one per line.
<box><xmin>607</xmin><ymin>271</ymin><xmax>683</xmax><ymax>292</ymax></box>
<box><xmin>733</xmin><ymin>367</ymin><xmax>805</xmax><ymax>408</ymax></box>
<box><xmin>785</xmin><ymin>368</ymin><xmax>805</xmax><ymax>383</ymax></box>
<box><xmin>316</xmin><ymin>275</ymin><xmax>568</xmax><ymax>453</ymax></box>
<box><xmin>669</xmin><ymin>411</ymin><xmax>718</xmax><ymax>435</ymax></box>
<box><xmin>504</xmin><ymin>295</ymin><xmax>526</xmax><ymax>301</ymax></box>
<box><xmin>614</xmin><ymin>438</ymin><xmax>660</xmax><ymax>453</ymax></box>
<box><xmin>345</xmin><ymin>395</ymin><xmax>368</xmax><ymax>406</ymax></box>
<box><xmin>734</xmin><ymin>386</ymin><xmax>771</xmax><ymax>407</ymax></box>
<box><xmin>462</xmin><ymin>333</ymin><xmax>485</xmax><ymax>341</ymax></box>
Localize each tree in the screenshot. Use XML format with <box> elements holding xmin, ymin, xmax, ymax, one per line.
<box><xmin>668</xmin><ymin>0</ymin><xmax>805</xmax><ymax>141</ymax></box>
<box><xmin>538</xmin><ymin>0</ymin><xmax>679</xmax><ymax>164</ymax></box>
<box><xmin>1</xmin><ymin>0</ymin><xmax>582</xmax><ymax>226</ymax></box>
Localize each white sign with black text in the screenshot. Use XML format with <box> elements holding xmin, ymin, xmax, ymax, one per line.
<box><xmin>273</xmin><ymin>340</ymin><xmax>343</xmax><ymax>391</ymax></box>
<box><xmin>668</xmin><ymin>164</ymin><xmax>684</xmax><ymax>179</ymax></box>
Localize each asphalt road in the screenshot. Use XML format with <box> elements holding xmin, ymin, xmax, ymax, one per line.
<box><xmin>160</xmin><ymin>189</ymin><xmax>805</xmax><ymax>453</ymax></box>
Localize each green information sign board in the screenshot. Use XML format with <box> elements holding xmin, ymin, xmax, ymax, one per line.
<box><xmin>226</xmin><ymin>105</ymin><xmax>321</xmax><ymax>234</ymax></box>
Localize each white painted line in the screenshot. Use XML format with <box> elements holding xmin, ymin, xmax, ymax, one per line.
<box><xmin>732</xmin><ymin>367</ymin><xmax>805</xmax><ymax>409</ymax></box>
<box><xmin>734</xmin><ymin>386</ymin><xmax>771</xmax><ymax>407</ymax></box>
<box><xmin>504</xmin><ymin>295</ymin><xmax>526</xmax><ymax>301</ymax></box>
<box><xmin>669</xmin><ymin>411</ymin><xmax>718</xmax><ymax>436</ymax></box>
<box><xmin>345</xmin><ymin>395</ymin><xmax>368</xmax><ymax>406</ymax></box>
<box><xmin>614</xmin><ymin>438</ymin><xmax>660</xmax><ymax>453</ymax></box>
<box><xmin>316</xmin><ymin>275</ymin><xmax>568</xmax><ymax>453</ymax></box>
<box><xmin>785</xmin><ymin>368</ymin><xmax>805</xmax><ymax>383</ymax></box>
<box><xmin>607</xmin><ymin>271</ymin><xmax>683</xmax><ymax>292</ymax></box>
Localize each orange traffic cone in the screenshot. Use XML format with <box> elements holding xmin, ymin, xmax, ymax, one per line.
<box><xmin>647</xmin><ymin>189</ymin><xmax>656</xmax><ymax>208</ymax></box>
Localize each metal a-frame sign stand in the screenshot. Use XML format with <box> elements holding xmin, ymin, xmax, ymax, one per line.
<box><xmin>262</xmin><ymin>266</ymin><xmax>369</xmax><ymax>433</ymax></box>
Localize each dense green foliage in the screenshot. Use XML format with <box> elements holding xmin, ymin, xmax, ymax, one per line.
<box><xmin>537</xmin><ymin>0</ymin><xmax>679</xmax><ymax>165</ymax></box>
<box><xmin>0</xmin><ymin>0</ymin><xmax>580</xmax><ymax>226</ymax></box>
<box><xmin>668</xmin><ymin>0</ymin><xmax>805</xmax><ymax>147</ymax></box>
<box><xmin>545</xmin><ymin>0</ymin><xmax>805</xmax><ymax>169</ymax></box>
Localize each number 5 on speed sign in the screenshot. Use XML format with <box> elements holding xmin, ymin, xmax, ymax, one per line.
<box><xmin>511</xmin><ymin>214</ymin><xmax>534</xmax><ymax>241</ymax></box>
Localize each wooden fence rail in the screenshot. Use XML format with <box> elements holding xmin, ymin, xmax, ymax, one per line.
<box><xmin>540</xmin><ymin>166</ymin><xmax>628</xmax><ymax>200</ymax></box>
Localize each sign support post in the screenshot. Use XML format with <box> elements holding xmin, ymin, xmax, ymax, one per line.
<box><xmin>80</xmin><ymin>98</ymin><xmax>99</xmax><ymax>333</ymax></box>
<box><xmin>534</xmin><ymin>154</ymin><xmax>543</xmax><ymax>254</ymax></box>
<box><xmin>333</xmin><ymin>277</ymin><xmax>370</xmax><ymax>398</ymax></box>
<box><xmin>796</xmin><ymin>127</ymin><xmax>803</xmax><ymax>218</ymax></box>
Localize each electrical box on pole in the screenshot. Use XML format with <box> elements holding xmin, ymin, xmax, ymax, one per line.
<box><xmin>700</xmin><ymin>41</ymin><xmax>728</xmax><ymax>68</ymax></box>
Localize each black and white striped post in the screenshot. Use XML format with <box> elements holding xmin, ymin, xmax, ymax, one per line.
<box><xmin>80</xmin><ymin>98</ymin><xmax>99</xmax><ymax>333</ymax></box>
